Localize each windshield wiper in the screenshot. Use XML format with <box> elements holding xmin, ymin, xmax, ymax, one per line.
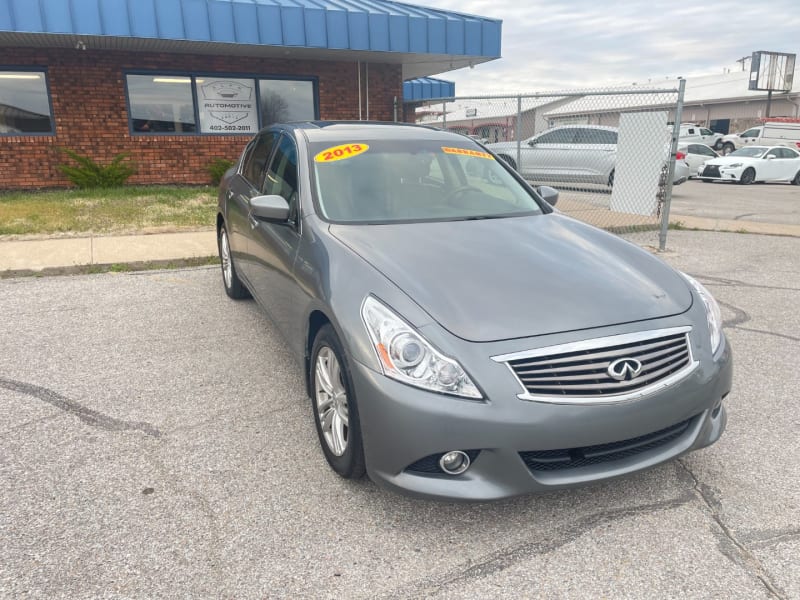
<box><xmin>452</xmin><ymin>214</ymin><xmax>510</xmax><ymax>221</ymax></box>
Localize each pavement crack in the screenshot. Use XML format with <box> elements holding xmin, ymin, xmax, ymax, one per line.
<box><xmin>735</xmin><ymin>326</ymin><xmax>800</xmax><ymax>343</ymax></box>
<box><xmin>677</xmin><ymin>459</ymin><xmax>787</xmax><ymax>599</ymax></box>
<box><xmin>386</xmin><ymin>491</ymin><xmax>697</xmax><ymax>599</ymax></box>
<box><xmin>0</xmin><ymin>413</ymin><xmax>63</xmax><ymax>436</ymax></box>
<box><xmin>696</xmin><ymin>274</ymin><xmax>800</xmax><ymax>293</ymax></box>
<box><xmin>744</xmin><ymin>529</ymin><xmax>800</xmax><ymax>550</ymax></box>
<box><xmin>0</xmin><ymin>377</ymin><xmax>162</xmax><ymax>438</ymax></box>
<box><xmin>717</xmin><ymin>299</ymin><xmax>751</xmax><ymax>328</ymax></box>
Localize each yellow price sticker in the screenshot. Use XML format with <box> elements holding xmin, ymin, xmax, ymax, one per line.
<box><xmin>314</xmin><ymin>143</ymin><xmax>369</xmax><ymax>163</ymax></box>
<box><xmin>441</xmin><ymin>146</ymin><xmax>494</xmax><ymax>160</ymax></box>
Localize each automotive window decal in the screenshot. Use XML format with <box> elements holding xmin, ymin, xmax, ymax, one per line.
<box><xmin>314</xmin><ymin>143</ymin><xmax>369</xmax><ymax>163</ymax></box>
<box><xmin>441</xmin><ymin>146</ymin><xmax>494</xmax><ymax>160</ymax></box>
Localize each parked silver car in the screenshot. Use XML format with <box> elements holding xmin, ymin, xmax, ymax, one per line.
<box><xmin>487</xmin><ymin>125</ymin><xmax>688</xmax><ymax>187</ymax></box>
<box><xmin>217</xmin><ymin>122</ymin><xmax>731</xmax><ymax>500</ymax></box>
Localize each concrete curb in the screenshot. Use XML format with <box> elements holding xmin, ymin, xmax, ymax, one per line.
<box><xmin>1</xmin><ymin>219</ymin><xmax>797</xmax><ymax>275</ymax></box>
<box><xmin>0</xmin><ymin>230</ymin><xmax>217</xmax><ymax>272</ymax></box>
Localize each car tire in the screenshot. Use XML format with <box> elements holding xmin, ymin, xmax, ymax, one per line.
<box><xmin>607</xmin><ymin>169</ymin><xmax>615</xmax><ymax>187</ymax></box>
<box><xmin>218</xmin><ymin>223</ymin><xmax>249</xmax><ymax>299</ymax></box>
<box><xmin>310</xmin><ymin>324</ymin><xmax>366</xmax><ymax>479</ymax></box>
<box><xmin>497</xmin><ymin>155</ymin><xmax>517</xmax><ymax>170</ymax></box>
<box><xmin>793</xmin><ymin>171</ymin><xmax>800</xmax><ymax>186</ymax></box>
<box><xmin>721</xmin><ymin>143</ymin><xmax>735</xmax><ymax>156</ymax></box>
<box><xmin>713</xmin><ymin>140</ymin><xmax>723</xmax><ymax>151</ymax></box>
<box><xmin>739</xmin><ymin>168</ymin><xmax>756</xmax><ymax>185</ymax></box>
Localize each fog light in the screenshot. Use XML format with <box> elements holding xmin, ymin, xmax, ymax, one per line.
<box><xmin>439</xmin><ymin>450</ymin><xmax>471</xmax><ymax>475</ymax></box>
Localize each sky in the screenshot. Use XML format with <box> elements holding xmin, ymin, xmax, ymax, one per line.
<box><xmin>418</xmin><ymin>0</ymin><xmax>800</xmax><ymax>95</ymax></box>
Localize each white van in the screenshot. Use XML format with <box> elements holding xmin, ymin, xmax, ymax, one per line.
<box><xmin>719</xmin><ymin>120</ymin><xmax>800</xmax><ymax>155</ymax></box>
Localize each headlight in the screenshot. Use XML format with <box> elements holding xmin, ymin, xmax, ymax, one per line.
<box><xmin>361</xmin><ymin>296</ymin><xmax>482</xmax><ymax>399</ymax></box>
<box><xmin>681</xmin><ymin>273</ymin><xmax>722</xmax><ymax>354</ymax></box>
<box><xmin>728</xmin><ymin>162</ymin><xmax>743</xmax><ymax>168</ymax></box>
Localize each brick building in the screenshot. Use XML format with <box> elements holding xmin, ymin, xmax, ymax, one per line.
<box><xmin>0</xmin><ymin>0</ymin><xmax>501</xmax><ymax>189</ymax></box>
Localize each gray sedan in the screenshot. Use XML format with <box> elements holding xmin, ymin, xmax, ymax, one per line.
<box><xmin>216</xmin><ymin>122</ymin><xmax>731</xmax><ymax>500</ymax></box>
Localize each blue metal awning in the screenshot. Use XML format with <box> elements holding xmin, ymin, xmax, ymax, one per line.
<box><xmin>0</xmin><ymin>0</ymin><xmax>501</xmax><ymax>78</ymax></box>
<box><xmin>403</xmin><ymin>77</ymin><xmax>455</xmax><ymax>101</ymax></box>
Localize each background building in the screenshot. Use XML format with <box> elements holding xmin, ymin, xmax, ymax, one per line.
<box><xmin>544</xmin><ymin>66</ymin><xmax>800</xmax><ymax>133</ymax></box>
<box><xmin>0</xmin><ymin>0</ymin><xmax>501</xmax><ymax>189</ymax></box>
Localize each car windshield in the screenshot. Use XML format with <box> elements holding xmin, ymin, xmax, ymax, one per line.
<box><xmin>730</xmin><ymin>147</ymin><xmax>766</xmax><ymax>158</ymax></box>
<box><xmin>309</xmin><ymin>139</ymin><xmax>544</xmax><ymax>223</ymax></box>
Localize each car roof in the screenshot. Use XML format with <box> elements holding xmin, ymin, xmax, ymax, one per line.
<box><xmin>267</xmin><ymin>121</ymin><xmax>469</xmax><ymax>143</ymax></box>
<box><xmin>546</xmin><ymin>124</ymin><xmax>618</xmax><ymax>131</ymax></box>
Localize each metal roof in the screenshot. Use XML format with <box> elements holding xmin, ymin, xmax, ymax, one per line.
<box><xmin>544</xmin><ymin>70</ymin><xmax>800</xmax><ymax>118</ymax></box>
<box><xmin>403</xmin><ymin>77</ymin><xmax>455</xmax><ymax>101</ymax></box>
<box><xmin>0</xmin><ymin>0</ymin><xmax>501</xmax><ymax>79</ymax></box>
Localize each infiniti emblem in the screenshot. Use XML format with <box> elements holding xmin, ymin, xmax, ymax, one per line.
<box><xmin>607</xmin><ymin>358</ymin><xmax>643</xmax><ymax>381</ymax></box>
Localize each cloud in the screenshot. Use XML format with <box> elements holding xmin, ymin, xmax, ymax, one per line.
<box><xmin>418</xmin><ymin>0</ymin><xmax>799</xmax><ymax>94</ymax></box>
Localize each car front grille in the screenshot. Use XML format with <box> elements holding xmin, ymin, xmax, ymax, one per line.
<box><xmin>493</xmin><ymin>326</ymin><xmax>697</xmax><ymax>402</ymax></box>
<box><xmin>703</xmin><ymin>165</ymin><xmax>721</xmax><ymax>178</ymax></box>
<box><xmin>519</xmin><ymin>417</ymin><xmax>693</xmax><ymax>472</ymax></box>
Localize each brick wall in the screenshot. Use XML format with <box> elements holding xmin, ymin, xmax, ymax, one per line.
<box><xmin>0</xmin><ymin>48</ymin><xmax>402</xmax><ymax>189</ymax></box>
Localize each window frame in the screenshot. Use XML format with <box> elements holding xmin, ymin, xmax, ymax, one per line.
<box><xmin>124</xmin><ymin>70</ymin><xmax>319</xmax><ymax>137</ymax></box>
<box><xmin>0</xmin><ymin>66</ymin><xmax>56</xmax><ymax>137</ymax></box>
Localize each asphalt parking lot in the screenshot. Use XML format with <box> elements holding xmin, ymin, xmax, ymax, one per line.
<box><xmin>670</xmin><ymin>180</ymin><xmax>800</xmax><ymax>226</ymax></box>
<box><xmin>1</xmin><ymin>230</ymin><xmax>798</xmax><ymax>598</ymax></box>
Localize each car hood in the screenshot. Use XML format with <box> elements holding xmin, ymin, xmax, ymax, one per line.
<box><xmin>706</xmin><ymin>156</ymin><xmax>757</xmax><ymax>166</ymax></box>
<box><xmin>329</xmin><ymin>214</ymin><xmax>692</xmax><ymax>342</ymax></box>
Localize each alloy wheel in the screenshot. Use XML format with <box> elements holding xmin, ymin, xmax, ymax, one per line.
<box><xmin>220</xmin><ymin>229</ymin><xmax>232</xmax><ymax>289</ymax></box>
<box><xmin>314</xmin><ymin>347</ymin><xmax>349</xmax><ymax>456</ymax></box>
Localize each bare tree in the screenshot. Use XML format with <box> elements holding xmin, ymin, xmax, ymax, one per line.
<box><xmin>261</xmin><ymin>92</ymin><xmax>290</xmax><ymax>125</ymax></box>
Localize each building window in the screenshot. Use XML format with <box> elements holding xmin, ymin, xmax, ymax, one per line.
<box><xmin>127</xmin><ymin>75</ymin><xmax>196</xmax><ymax>133</ymax></box>
<box><xmin>259</xmin><ymin>80</ymin><xmax>315</xmax><ymax>125</ymax></box>
<box><xmin>196</xmin><ymin>77</ymin><xmax>258</xmax><ymax>134</ymax></box>
<box><xmin>0</xmin><ymin>70</ymin><xmax>54</xmax><ymax>135</ymax></box>
<box><xmin>126</xmin><ymin>72</ymin><xmax>317</xmax><ymax>135</ymax></box>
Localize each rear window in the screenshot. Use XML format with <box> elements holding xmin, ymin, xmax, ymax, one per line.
<box><xmin>309</xmin><ymin>139</ymin><xmax>543</xmax><ymax>223</ymax></box>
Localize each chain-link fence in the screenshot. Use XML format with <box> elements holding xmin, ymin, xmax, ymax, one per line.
<box><xmin>405</xmin><ymin>82</ymin><xmax>686</xmax><ymax>249</ymax></box>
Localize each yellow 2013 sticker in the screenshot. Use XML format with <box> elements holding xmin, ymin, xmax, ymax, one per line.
<box><xmin>314</xmin><ymin>143</ymin><xmax>369</xmax><ymax>163</ymax></box>
<box><xmin>441</xmin><ymin>146</ymin><xmax>494</xmax><ymax>160</ymax></box>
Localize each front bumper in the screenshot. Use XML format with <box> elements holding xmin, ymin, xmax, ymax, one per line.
<box><xmin>351</xmin><ymin>333</ymin><xmax>732</xmax><ymax>501</ymax></box>
<box><xmin>698</xmin><ymin>165</ymin><xmax>744</xmax><ymax>182</ymax></box>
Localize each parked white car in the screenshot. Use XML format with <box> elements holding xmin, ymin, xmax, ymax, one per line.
<box><xmin>487</xmin><ymin>125</ymin><xmax>687</xmax><ymax>187</ymax></box>
<box><xmin>678</xmin><ymin>143</ymin><xmax>719</xmax><ymax>177</ymax></box>
<box><xmin>697</xmin><ymin>146</ymin><xmax>800</xmax><ymax>185</ymax></box>
<box><xmin>678</xmin><ymin>124</ymin><xmax>724</xmax><ymax>150</ymax></box>
<box><xmin>719</xmin><ymin>121</ymin><xmax>800</xmax><ymax>155</ymax></box>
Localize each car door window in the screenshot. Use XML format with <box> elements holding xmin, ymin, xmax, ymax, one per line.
<box><xmin>765</xmin><ymin>149</ymin><xmax>780</xmax><ymax>159</ymax></box>
<box><xmin>242</xmin><ymin>133</ymin><xmax>277</xmax><ymax>189</ymax></box>
<box><xmin>779</xmin><ymin>148</ymin><xmax>799</xmax><ymax>159</ymax></box>
<box><xmin>574</xmin><ymin>128</ymin><xmax>617</xmax><ymax>144</ymax></box>
<box><xmin>263</xmin><ymin>134</ymin><xmax>300</xmax><ymax>222</ymax></box>
<box><xmin>700</xmin><ymin>128</ymin><xmax>712</xmax><ymax>136</ymax></box>
<box><xmin>741</xmin><ymin>128</ymin><xmax>760</xmax><ymax>138</ymax></box>
<box><xmin>535</xmin><ymin>129</ymin><xmax>576</xmax><ymax>144</ymax></box>
<box><xmin>695</xmin><ymin>145</ymin><xmax>716</xmax><ymax>157</ymax></box>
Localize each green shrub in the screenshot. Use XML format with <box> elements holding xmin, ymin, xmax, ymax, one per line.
<box><xmin>58</xmin><ymin>149</ymin><xmax>137</xmax><ymax>188</ymax></box>
<box><xmin>207</xmin><ymin>158</ymin><xmax>235</xmax><ymax>186</ymax></box>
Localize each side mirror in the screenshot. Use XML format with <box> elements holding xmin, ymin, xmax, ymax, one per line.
<box><xmin>527</xmin><ymin>140</ymin><xmax>537</xmax><ymax>147</ymax></box>
<box><xmin>537</xmin><ymin>185</ymin><xmax>559</xmax><ymax>206</ymax></box>
<box><xmin>250</xmin><ymin>194</ymin><xmax>290</xmax><ymax>222</ymax></box>
<box><xmin>766</xmin><ymin>155</ymin><xmax>775</xmax><ymax>160</ymax></box>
